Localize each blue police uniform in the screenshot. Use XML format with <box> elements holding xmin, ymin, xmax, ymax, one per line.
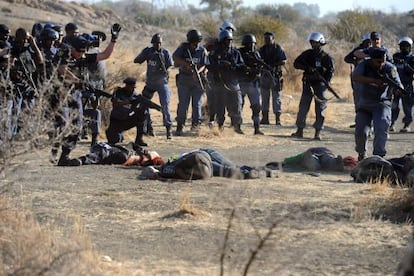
<box><xmin>293</xmin><ymin>48</ymin><xmax>334</xmax><ymax>135</ymax></box>
<box><xmin>207</xmin><ymin>44</ymin><xmax>245</xmax><ymax>132</ymax></box>
<box><xmin>238</xmin><ymin>46</ymin><xmax>262</xmax><ymax>134</ymax></box>
<box><xmin>353</xmin><ymin>58</ymin><xmax>402</xmax><ymax>158</ymax></box>
<box><xmin>173</xmin><ymin>43</ymin><xmax>208</xmax><ymax>129</ymax></box>
<box><xmin>134</xmin><ymin>46</ymin><xmax>173</xmax><ymax>135</ymax></box>
<box><xmin>258</xmin><ymin>42</ymin><xmax>287</xmax><ymax>124</ymax></box>
<box><xmin>390</xmin><ymin>52</ymin><xmax>414</xmax><ymax>130</ymax></box>
<box><xmin>105</xmin><ymin>83</ymin><xmax>147</xmax><ymax>146</ymax></box>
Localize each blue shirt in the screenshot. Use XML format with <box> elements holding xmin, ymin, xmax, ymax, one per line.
<box><xmin>134</xmin><ymin>47</ymin><xmax>173</xmax><ymax>82</ymax></box>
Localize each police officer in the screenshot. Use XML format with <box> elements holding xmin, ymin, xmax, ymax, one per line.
<box><xmin>292</xmin><ymin>32</ymin><xmax>335</xmax><ymax>140</ymax></box>
<box><xmin>173</xmin><ymin>29</ymin><xmax>208</xmax><ymax>136</ymax></box>
<box><xmin>207</xmin><ymin>29</ymin><xmax>245</xmax><ymax>134</ymax></box>
<box><xmin>258</xmin><ymin>31</ymin><xmax>287</xmax><ymax>126</ymax></box>
<box><xmin>134</xmin><ymin>33</ymin><xmax>174</xmax><ymax>139</ymax></box>
<box><xmin>106</xmin><ymin>77</ymin><xmax>151</xmax><ymax>150</ymax></box>
<box><xmin>390</xmin><ymin>37</ymin><xmax>414</xmax><ymax>132</ymax></box>
<box><xmin>354</xmin><ymin>31</ymin><xmax>392</xmax><ymax>62</ymax></box>
<box><xmin>53</xmin><ymin>23</ymin><xmax>121</xmax><ymax>166</ymax></box>
<box><xmin>352</xmin><ymin>48</ymin><xmax>404</xmax><ymax>160</ymax></box>
<box><xmin>238</xmin><ymin>33</ymin><xmax>264</xmax><ymax>135</ymax></box>
<box><xmin>344</xmin><ymin>33</ymin><xmax>372</xmax><ymax>127</ymax></box>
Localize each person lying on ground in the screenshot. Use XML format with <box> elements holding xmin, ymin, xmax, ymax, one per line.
<box><xmin>57</xmin><ymin>141</ymin><xmax>164</xmax><ymax>166</ymax></box>
<box><xmin>265</xmin><ymin>147</ymin><xmax>358</xmax><ymax>172</ymax></box>
<box><xmin>138</xmin><ymin>148</ymin><xmax>276</xmax><ymax>180</ymax></box>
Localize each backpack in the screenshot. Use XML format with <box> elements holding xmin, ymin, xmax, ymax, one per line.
<box><xmin>351</xmin><ymin>155</ymin><xmax>395</xmax><ymax>183</ymax></box>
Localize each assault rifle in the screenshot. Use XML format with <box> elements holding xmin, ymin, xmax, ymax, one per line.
<box><xmin>129</xmin><ymin>94</ymin><xmax>162</xmax><ymax>117</ymax></box>
<box><xmin>83</xmin><ymin>84</ymin><xmax>112</xmax><ymax>99</ymax></box>
<box><xmin>303</xmin><ymin>63</ymin><xmax>341</xmax><ymax>100</ymax></box>
<box><xmin>186</xmin><ymin>48</ymin><xmax>206</xmax><ymax>92</ymax></box>
<box><xmin>405</xmin><ymin>62</ymin><xmax>414</xmax><ymax>75</ymax></box>
<box><xmin>379</xmin><ymin>71</ymin><xmax>410</xmax><ymax>97</ymax></box>
<box><xmin>154</xmin><ymin>51</ymin><xmax>169</xmax><ymax>79</ymax></box>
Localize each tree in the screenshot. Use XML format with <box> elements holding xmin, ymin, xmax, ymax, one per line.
<box><xmin>327</xmin><ymin>10</ymin><xmax>381</xmax><ymax>42</ymax></box>
<box><xmin>200</xmin><ymin>0</ymin><xmax>242</xmax><ymax>21</ymax></box>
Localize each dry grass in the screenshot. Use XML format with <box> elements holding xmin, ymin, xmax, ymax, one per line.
<box><xmin>0</xmin><ymin>3</ymin><xmax>412</xmax><ymax>274</ymax></box>
<box><xmin>0</xmin><ymin>197</ymin><xmax>102</xmax><ymax>275</ymax></box>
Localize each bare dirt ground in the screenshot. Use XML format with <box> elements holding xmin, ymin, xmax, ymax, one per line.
<box><xmin>2</xmin><ymin>1</ymin><xmax>414</xmax><ymax>273</ymax></box>
<box><xmin>7</xmin><ymin>94</ymin><xmax>414</xmax><ymax>274</ymax></box>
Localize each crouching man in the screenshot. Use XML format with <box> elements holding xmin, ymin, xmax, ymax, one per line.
<box><xmin>105</xmin><ymin>77</ymin><xmax>161</xmax><ymax>150</ymax></box>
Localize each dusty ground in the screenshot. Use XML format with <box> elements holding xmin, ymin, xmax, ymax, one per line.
<box><xmin>1</xmin><ymin>1</ymin><xmax>413</xmax><ymax>273</ymax></box>
<box><xmin>6</xmin><ymin>96</ymin><xmax>414</xmax><ymax>275</ymax></box>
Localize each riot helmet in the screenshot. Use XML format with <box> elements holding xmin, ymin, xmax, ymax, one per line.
<box><xmin>151</xmin><ymin>33</ymin><xmax>162</xmax><ymax>44</ymax></box>
<box><xmin>40</xmin><ymin>28</ymin><xmax>59</xmax><ymax>41</ymax></box>
<box><xmin>218</xmin><ymin>30</ymin><xmax>233</xmax><ymax>42</ymax></box>
<box><xmin>308</xmin><ymin>32</ymin><xmax>326</xmax><ymax>45</ymax></box>
<box><xmin>220</xmin><ymin>21</ymin><xmax>236</xmax><ymax>32</ymax></box>
<box><xmin>399</xmin><ymin>36</ymin><xmax>413</xmax><ymax>55</ymax></box>
<box><xmin>186</xmin><ymin>29</ymin><xmax>202</xmax><ymax>43</ymax></box>
<box><xmin>361</xmin><ymin>33</ymin><xmax>370</xmax><ymax>41</ymax></box>
<box><xmin>241</xmin><ymin>34</ymin><xmax>256</xmax><ymax>46</ymax></box>
<box><xmin>398</xmin><ymin>36</ymin><xmax>413</xmax><ymax>47</ymax></box>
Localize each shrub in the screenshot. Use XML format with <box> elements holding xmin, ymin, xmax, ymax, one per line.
<box><xmin>237</xmin><ymin>16</ymin><xmax>289</xmax><ymax>45</ymax></box>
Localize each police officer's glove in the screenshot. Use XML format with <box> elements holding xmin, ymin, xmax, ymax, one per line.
<box><xmin>110</xmin><ymin>23</ymin><xmax>122</xmax><ymax>42</ymax></box>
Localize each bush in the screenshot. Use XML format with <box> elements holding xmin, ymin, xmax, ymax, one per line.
<box><xmin>237</xmin><ymin>16</ymin><xmax>289</xmax><ymax>45</ymax></box>
<box><xmin>327</xmin><ymin>10</ymin><xmax>382</xmax><ymax>43</ymax></box>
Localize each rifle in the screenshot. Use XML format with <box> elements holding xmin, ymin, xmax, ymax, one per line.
<box><xmin>154</xmin><ymin>51</ymin><xmax>169</xmax><ymax>79</ymax></box>
<box><xmin>186</xmin><ymin>48</ymin><xmax>206</xmax><ymax>92</ymax></box>
<box><xmin>129</xmin><ymin>94</ymin><xmax>162</xmax><ymax>117</ymax></box>
<box><xmin>84</xmin><ymin>84</ymin><xmax>112</xmax><ymax>99</ymax></box>
<box><xmin>378</xmin><ymin>71</ymin><xmax>411</xmax><ymax>96</ymax></box>
<box><xmin>405</xmin><ymin>62</ymin><xmax>414</xmax><ymax>75</ymax></box>
<box><xmin>302</xmin><ymin>62</ymin><xmax>341</xmax><ymax>100</ymax></box>
<box><xmin>81</xmin><ymin>83</ymin><xmax>112</xmax><ymax>107</ymax></box>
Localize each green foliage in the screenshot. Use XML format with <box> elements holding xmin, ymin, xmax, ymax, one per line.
<box><xmin>256</xmin><ymin>4</ymin><xmax>300</xmax><ymax>23</ymax></box>
<box><xmin>195</xmin><ymin>14</ymin><xmax>221</xmax><ymax>39</ymax></box>
<box><xmin>327</xmin><ymin>10</ymin><xmax>382</xmax><ymax>42</ymax></box>
<box><xmin>293</xmin><ymin>2</ymin><xmax>320</xmax><ymax>18</ymax></box>
<box><xmin>236</xmin><ymin>16</ymin><xmax>289</xmax><ymax>45</ymax></box>
<box><xmin>200</xmin><ymin>0</ymin><xmax>243</xmax><ymax>21</ymax></box>
<box><xmin>134</xmin><ymin>7</ymin><xmax>191</xmax><ymax>29</ymax></box>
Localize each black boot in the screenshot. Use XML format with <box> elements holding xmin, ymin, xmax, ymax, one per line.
<box><xmin>276</xmin><ymin>112</ymin><xmax>281</xmax><ymax>126</ymax></box>
<box><xmin>291</xmin><ymin>128</ymin><xmax>303</xmax><ymax>138</ymax></box>
<box><xmin>57</xmin><ymin>149</ymin><xmax>81</xmax><ymax>166</ymax></box>
<box><xmin>175</xmin><ymin>124</ymin><xmax>183</xmax><ymax>136</ymax></box>
<box><xmin>254</xmin><ymin>123</ymin><xmax>264</xmax><ymax>135</ymax></box>
<box><xmin>135</xmin><ymin>135</ymin><xmax>148</xmax><ymax>147</ymax></box>
<box><xmin>234</xmin><ymin>124</ymin><xmax>244</xmax><ymax>134</ymax></box>
<box><xmin>166</xmin><ymin>126</ymin><xmax>172</xmax><ymax>139</ymax></box>
<box><xmin>260</xmin><ymin>111</ymin><xmax>269</xmax><ymax>125</ymax></box>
